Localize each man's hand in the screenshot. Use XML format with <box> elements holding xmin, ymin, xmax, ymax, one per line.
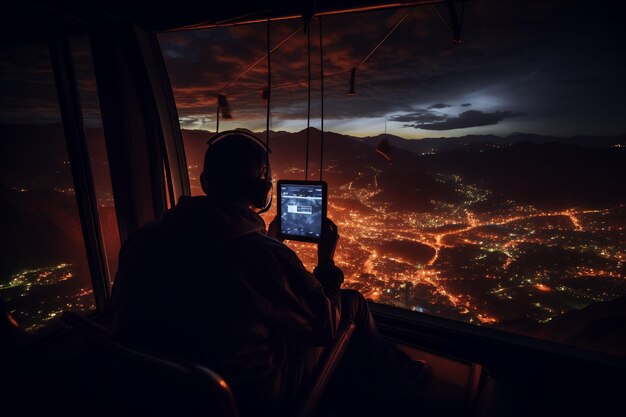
<box><xmin>318</xmin><ymin>218</ymin><xmax>339</xmax><ymax>264</ymax></box>
<box><xmin>267</xmin><ymin>215</ymin><xmax>284</xmax><ymax>242</ymax></box>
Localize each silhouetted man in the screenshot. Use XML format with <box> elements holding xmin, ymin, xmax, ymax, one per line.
<box><xmin>110</xmin><ymin>130</ymin><xmax>428</xmax><ymax>416</ymax></box>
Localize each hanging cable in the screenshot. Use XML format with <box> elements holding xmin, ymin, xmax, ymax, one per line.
<box><xmin>265</xmin><ymin>15</ymin><xmax>271</xmax><ymax>183</ymax></box>
<box><xmin>347</xmin><ymin>10</ymin><xmax>412</xmax><ymax>95</ymax></box>
<box><xmin>319</xmin><ymin>16</ymin><xmax>325</xmax><ymax>181</ymax></box>
<box><xmin>459</xmin><ymin>0</ymin><xmax>467</xmax><ymax>35</ymax></box>
<box><xmin>432</xmin><ymin>4</ymin><xmax>453</xmax><ymax>34</ymax></box>
<box><xmin>219</xmin><ymin>25</ymin><xmax>303</xmax><ymax>93</ymax></box>
<box><xmin>356</xmin><ymin>10</ymin><xmax>411</xmax><ymax>69</ymax></box>
<box><xmin>305</xmin><ymin>19</ymin><xmax>311</xmax><ymax>181</ymax></box>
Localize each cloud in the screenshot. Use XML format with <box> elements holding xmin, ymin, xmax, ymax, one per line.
<box><xmin>407</xmin><ymin>110</ymin><xmax>524</xmax><ymax>131</ymax></box>
<box><xmin>161</xmin><ymin>9</ymin><xmax>522</xmax><ymax>125</ymax></box>
<box><xmin>390</xmin><ymin>109</ymin><xmax>446</xmax><ymax>124</ymax></box>
<box><xmin>179</xmin><ymin>115</ymin><xmax>215</xmax><ymax>128</ymax></box>
<box><xmin>155</xmin><ymin>2</ymin><xmax>626</xmax><ymax>136</ymax></box>
<box><xmin>428</xmin><ymin>103</ymin><xmax>451</xmax><ymax>109</ymax></box>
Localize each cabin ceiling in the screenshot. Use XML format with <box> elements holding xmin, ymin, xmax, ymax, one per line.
<box><xmin>5</xmin><ymin>1</ymin><xmax>451</xmax><ymax>32</ymax></box>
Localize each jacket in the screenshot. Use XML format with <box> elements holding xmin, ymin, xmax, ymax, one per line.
<box><xmin>109</xmin><ymin>196</ymin><xmax>343</xmax><ymax>415</ymax></box>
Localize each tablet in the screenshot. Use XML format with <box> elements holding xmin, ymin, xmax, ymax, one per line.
<box><xmin>277</xmin><ymin>180</ymin><xmax>327</xmax><ymax>242</ymax></box>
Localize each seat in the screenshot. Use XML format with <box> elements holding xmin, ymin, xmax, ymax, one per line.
<box><xmin>62</xmin><ymin>311</ymin><xmax>355</xmax><ymax>417</ymax></box>
<box><xmin>62</xmin><ymin>311</ymin><xmax>239</xmax><ymax>417</ymax></box>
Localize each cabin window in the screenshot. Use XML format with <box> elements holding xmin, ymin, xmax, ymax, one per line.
<box><xmin>158</xmin><ymin>3</ymin><xmax>626</xmax><ymax>357</ymax></box>
<box><xmin>70</xmin><ymin>35</ymin><xmax>122</xmax><ymax>285</ymax></box>
<box><xmin>0</xmin><ymin>40</ymin><xmax>97</xmax><ymax>333</ymax></box>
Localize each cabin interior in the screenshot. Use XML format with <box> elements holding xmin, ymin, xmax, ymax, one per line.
<box><xmin>1</xmin><ymin>1</ymin><xmax>625</xmax><ymax>416</ymax></box>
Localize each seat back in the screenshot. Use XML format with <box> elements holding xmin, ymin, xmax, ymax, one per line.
<box><xmin>62</xmin><ymin>311</ymin><xmax>239</xmax><ymax>417</ymax></box>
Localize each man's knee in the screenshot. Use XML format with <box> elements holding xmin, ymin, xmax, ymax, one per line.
<box><xmin>341</xmin><ymin>288</ymin><xmax>366</xmax><ymax>307</ymax></box>
<box><xmin>341</xmin><ymin>289</ymin><xmax>370</xmax><ymax>322</ymax></box>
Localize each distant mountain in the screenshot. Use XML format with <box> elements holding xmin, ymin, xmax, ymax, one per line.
<box><xmin>418</xmin><ymin>141</ymin><xmax>626</xmax><ymax>209</ymax></box>
<box><xmin>2</xmin><ymin>123</ymin><xmax>624</xmax><ymax>212</ymax></box>
<box><xmin>181</xmin><ymin>127</ymin><xmax>626</xmax><ymax>210</ymax></box>
<box><xmin>182</xmin><ymin>127</ymin><xmax>463</xmax><ymax>211</ymax></box>
<box><xmin>358</xmin><ymin>132</ymin><xmax>626</xmax><ymax>154</ymax></box>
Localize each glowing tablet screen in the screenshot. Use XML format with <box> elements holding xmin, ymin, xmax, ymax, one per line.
<box><xmin>278</xmin><ymin>181</ymin><xmax>327</xmax><ymax>242</ymax></box>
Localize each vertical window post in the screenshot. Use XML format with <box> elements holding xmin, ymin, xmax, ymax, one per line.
<box><xmin>134</xmin><ymin>26</ymin><xmax>191</xmax><ymax>202</ymax></box>
<box><xmin>49</xmin><ymin>26</ymin><xmax>110</xmax><ymax>310</ymax></box>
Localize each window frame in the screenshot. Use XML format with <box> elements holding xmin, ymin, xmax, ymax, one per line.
<box><xmin>369</xmin><ymin>301</ymin><xmax>626</xmax><ymax>371</ymax></box>
<box><xmin>150</xmin><ymin>11</ymin><xmax>626</xmax><ymax>370</ymax></box>
<box><xmin>48</xmin><ymin>25</ymin><xmax>111</xmax><ymax>310</ymax></box>
<box><xmin>0</xmin><ymin>18</ymin><xmax>120</xmax><ymax>341</ymax></box>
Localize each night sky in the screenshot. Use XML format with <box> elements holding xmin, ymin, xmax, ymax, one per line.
<box><xmin>1</xmin><ymin>1</ymin><xmax>625</xmax><ymax>140</ymax></box>
<box><xmin>159</xmin><ymin>1</ymin><xmax>626</xmax><ymax>139</ymax></box>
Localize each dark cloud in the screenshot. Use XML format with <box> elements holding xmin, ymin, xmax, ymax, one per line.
<box><xmin>390</xmin><ymin>109</ymin><xmax>446</xmax><ymax>124</ymax></box>
<box><xmin>0</xmin><ymin>1</ymin><xmax>622</xmax><ymax>137</ymax></box>
<box><xmin>156</xmin><ymin>1</ymin><xmax>626</xmax><ymax>135</ymax></box>
<box><xmin>179</xmin><ymin>115</ymin><xmax>214</xmax><ymax>128</ymax></box>
<box><xmin>407</xmin><ymin>110</ymin><xmax>524</xmax><ymax>131</ymax></box>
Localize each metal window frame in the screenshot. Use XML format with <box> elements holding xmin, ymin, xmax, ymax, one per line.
<box><xmin>49</xmin><ymin>25</ymin><xmax>111</xmax><ymax>310</ymax></box>
<box><xmin>370</xmin><ymin>301</ymin><xmax>626</xmax><ymax>371</ymax></box>
<box><xmin>134</xmin><ymin>26</ymin><xmax>191</xmax><ymax>205</ymax></box>
<box><xmin>88</xmin><ymin>21</ymin><xmax>170</xmax><ymax>244</ymax></box>
<box><xmin>46</xmin><ymin>17</ymin><xmax>187</xmax><ymax>313</ymax></box>
<box><xmin>150</xmin><ymin>8</ymin><xmax>626</xmax><ymax>371</ymax></box>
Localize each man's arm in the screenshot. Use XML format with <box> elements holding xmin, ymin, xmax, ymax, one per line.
<box><xmin>258</xmin><ymin>217</ymin><xmax>343</xmax><ymax>345</ymax></box>
<box><xmin>313</xmin><ymin>218</ymin><xmax>342</xmax><ymax>330</ymax></box>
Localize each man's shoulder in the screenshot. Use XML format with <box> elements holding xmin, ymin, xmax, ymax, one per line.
<box><xmin>241</xmin><ymin>233</ymin><xmax>303</xmax><ymax>264</ymax></box>
<box><xmin>243</xmin><ymin>232</ymin><xmax>292</xmax><ymax>252</ymax></box>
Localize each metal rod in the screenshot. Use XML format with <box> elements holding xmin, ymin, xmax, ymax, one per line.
<box><xmin>357</xmin><ymin>10</ymin><xmax>412</xmax><ymax>69</ymax></box>
<box><xmin>219</xmin><ymin>25</ymin><xmax>302</xmax><ymax>93</ymax></box>
<box><xmin>432</xmin><ymin>4</ymin><xmax>453</xmax><ymax>33</ymax></box>
<box><xmin>305</xmin><ymin>21</ymin><xmax>311</xmax><ymax>181</ymax></box>
<box><xmin>265</xmin><ymin>16</ymin><xmax>271</xmax><ymax>175</ymax></box>
<box><xmin>168</xmin><ymin>1</ymin><xmax>449</xmax><ymax>32</ymax></box>
<box><xmin>319</xmin><ymin>16</ymin><xmax>325</xmax><ymax>182</ymax></box>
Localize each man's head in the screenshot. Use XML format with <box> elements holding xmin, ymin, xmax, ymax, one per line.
<box><xmin>200</xmin><ymin>131</ymin><xmax>272</xmax><ymax>210</ymax></box>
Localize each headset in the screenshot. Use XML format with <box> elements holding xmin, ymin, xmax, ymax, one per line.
<box><xmin>201</xmin><ymin>130</ymin><xmax>273</xmax><ymax>213</ymax></box>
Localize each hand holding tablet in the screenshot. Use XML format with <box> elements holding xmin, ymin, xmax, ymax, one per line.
<box><xmin>317</xmin><ymin>218</ymin><xmax>339</xmax><ymax>264</ymax></box>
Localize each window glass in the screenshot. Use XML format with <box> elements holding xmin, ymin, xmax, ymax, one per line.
<box><xmin>159</xmin><ymin>2</ymin><xmax>626</xmax><ymax>357</ymax></box>
<box><xmin>0</xmin><ymin>40</ymin><xmax>96</xmax><ymax>333</ymax></box>
<box><xmin>70</xmin><ymin>35</ymin><xmax>121</xmax><ymax>285</ymax></box>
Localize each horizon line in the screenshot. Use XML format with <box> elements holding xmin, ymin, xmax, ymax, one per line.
<box><xmin>1</xmin><ymin>122</ymin><xmax>625</xmax><ymax>141</ymax></box>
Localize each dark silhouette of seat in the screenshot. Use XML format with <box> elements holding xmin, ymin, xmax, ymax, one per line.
<box><xmin>62</xmin><ymin>311</ymin><xmax>354</xmax><ymax>417</ymax></box>
<box><xmin>62</xmin><ymin>311</ymin><xmax>239</xmax><ymax>417</ymax></box>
